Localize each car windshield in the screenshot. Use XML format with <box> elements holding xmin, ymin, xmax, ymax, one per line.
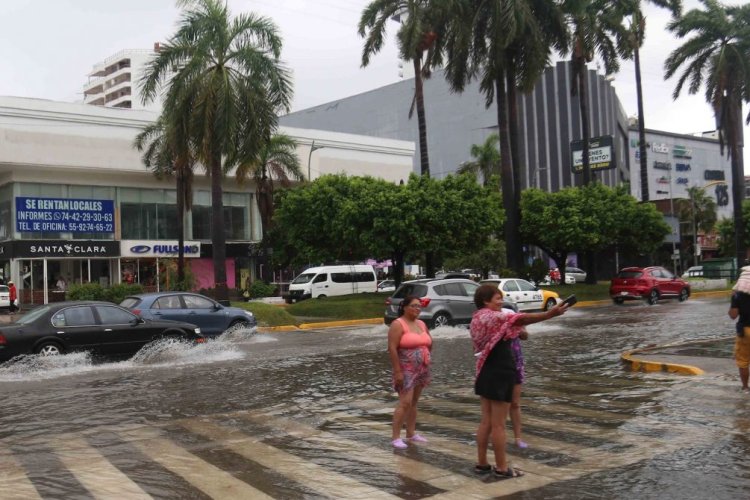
<box><xmin>291</xmin><ymin>273</ymin><xmax>315</xmax><ymax>284</ymax></box>
<box><xmin>393</xmin><ymin>284</ymin><xmax>428</xmax><ymax>298</ymax></box>
<box><xmin>120</xmin><ymin>297</ymin><xmax>141</xmax><ymax>308</ymax></box>
<box><xmin>15</xmin><ymin>305</ymin><xmax>52</xmax><ymax>325</ymax></box>
<box><xmin>618</xmin><ymin>271</ymin><xmax>643</xmax><ymax>279</ymax></box>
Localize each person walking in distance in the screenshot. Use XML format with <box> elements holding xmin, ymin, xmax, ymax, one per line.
<box><xmin>728</xmin><ymin>266</ymin><xmax>750</xmax><ymax>391</ymax></box>
<box><xmin>8</xmin><ymin>280</ymin><xmax>17</xmax><ymax>315</ymax></box>
<box><xmin>387</xmin><ymin>295</ymin><xmax>432</xmax><ymax>448</ymax></box>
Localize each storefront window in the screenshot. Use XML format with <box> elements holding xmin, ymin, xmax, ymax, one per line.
<box><xmin>192</xmin><ymin>191</ymin><xmax>250</xmax><ymax>240</ymax></box>
<box><xmin>0</xmin><ymin>184</ymin><xmax>12</xmax><ymax>239</ymax></box>
<box><xmin>119</xmin><ymin>188</ymin><xmax>179</xmax><ymax>239</ymax></box>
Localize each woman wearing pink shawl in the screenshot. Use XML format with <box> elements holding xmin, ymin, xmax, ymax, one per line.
<box><xmin>470</xmin><ymin>284</ymin><xmax>569</xmax><ymax>478</ymax></box>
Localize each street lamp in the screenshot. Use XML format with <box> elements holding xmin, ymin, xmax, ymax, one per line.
<box><xmin>307</xmin><ymin>140</ymin><xmax>325</xmax><ymax>181</ymax></box>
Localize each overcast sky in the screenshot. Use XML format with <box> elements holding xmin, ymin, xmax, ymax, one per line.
<box><xmin>0</xmin><ymin>0</ymin><xmax>747</xmax><ymax>170</ymax></box>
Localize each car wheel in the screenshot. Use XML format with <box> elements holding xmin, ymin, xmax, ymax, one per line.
<box><xmin>646</xmin><ymin>290</ymin><xmax>659</xmax><ymax>305</ymax></box>
<box><xmin>678</xmin><ymin>288</ymin><xmax>689</xmax><ymax>302</ymax></box>
<box><xmin>36</xmin><ymin>341</ymin><xmax>64</xmax><ymax>356</ymax></box>
<box><xmin>317</xmin><ymin>294</ymin><xmax>327</xmax><ymax>299</ymax></box>
<box><xmin>544</xmin><ymin>298</ymin><xmax>556</xmax><ymax>311</ymax></box>
<box><xmin>432</xmin><ymin>312</ymin><xmax>451</xmax><ymax>328</ymax></box>
<box><xmin>229</xmin><ymin>319</ymin><xmax>253</xmax><ymax>330</ymax></box>
<box><xmin>613</xmin><ymin>297</ymin><xmax>624</xmax><ymax>305</ymax></box>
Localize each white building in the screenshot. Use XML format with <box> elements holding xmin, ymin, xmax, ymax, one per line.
<box><xmin>83</xmin><ymin>46</ymin><xmax>160</xmax><ymax>111</ymax></box>
<box><xmin>0</xmin><ymin>96</ymin><xmax>414</xmax><ymax>305</ymax></box>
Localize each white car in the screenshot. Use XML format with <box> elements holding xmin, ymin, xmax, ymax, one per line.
<box><xmin>377</xmin><ymin>280</ymin><xmax>396</xmax><ymax>292</ymax></box>
<box><xmin>0</xmin><ymin>285</ymin><xmax>9</xmax><ymax>308</ymax></box>
<box><xmin>480</xmin><ymin>278</ymin><xmax>549</xmax><ymax>311</ymax></box>
<box><xmin>540</xmin><ymin>274</ymin><xmax>575</xmax><ymax>285</ymax></box>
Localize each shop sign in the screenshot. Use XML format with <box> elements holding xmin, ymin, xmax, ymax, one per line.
<box><xmin>675</xmin><ymin>163</ymin><xmax>691</xmax><ymax>171</ymax></box>
<box><xmin>15</xmin><ymin>197</ymin><xmax>115</xmax><ymax>233</ymax></box>
<box><xmin>704</xmin><ymin>170</ymin><xmax>725</xmax><ymax>181</ymax></box>
<box><xmin>653</xmin><ymin>161</ymin><xmax>671</xmax><ymax>170</ymax></box>
<box><xmin>673</xmin><ymin>146</ymin><xmax>692</xmax><ymax>158</ymax></box>
<box><xmin>651</xmin><ymin>143</ymin><xmax>669</xmax><ymax>153</ymax></box>
<box><xmin>13</xmin><ymin>240</ymin><xmax>120</xmax><ymax>258</ymax></box>
<box><xmin>120</xmin><ymin>240</ymin><xmax>202</xmax><ymax>258</ymax></box>
<box><xmin>657</xmin><ymin>176</ymin><xmax>670</xmax><ymax>184</ymax></box>
<box><xmin>570</xmin><ymin>135</ymin><xmax>616</xmax><ymax>172</ymax></box>
<box><xmin>0</xmin><ymin>241</ymin><xmax>11</xmax><ymax>258</ymax></box>
<box><xmin>676</xmin><ymin>177</ymin><xmax>689</xmax><ymax>184</ymax></box>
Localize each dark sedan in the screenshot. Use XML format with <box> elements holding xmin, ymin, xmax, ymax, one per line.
<box><xmin>0</xmin><ymin>301</ymin><xmax>204</xmax><ymax>363</ymax></box>
<box><xmin>120</xmin><ymin>292</ymin><xmax>257</xmax><ymax>337</ymax></box>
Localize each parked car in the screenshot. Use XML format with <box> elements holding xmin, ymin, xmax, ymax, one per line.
<box><xmin>285</xmin><ymin>265</ymin><xmax>377</xmax><ymax>302</ymax></box>
<box><xmin>377</xmin><ymin>280</ymin><xmax>396</xmax><ymax>292</ymax></box>
<box><xmin>681</xmin><ymin>266</ymin><xmax>704</xmax><ymax>279</ymax></box>
<box><xmin>540</xmin><ymin>273</ymin><xmax>575</xmax><ymax>285</ymax></box>
<box><xmin>435</xmin><ymin>271</ymin><xmax>472</xmax><ymax>280</ymax></box>
<box><xmin>0</xmin><ymin>301</ymin><xmax>204</xmax><ymax>363</ymax></box>
<box><xmin>120</xmin><ymin>292</ymin><xmax>257</xmax><ymax>336</ymax></box>
<box><xmin>0</xmin><ymin>285</ymin><xmax>9</xmax><ymax>309</ymax></box>
<box><xmin>610</xmin><ymin>266</ymin><xmax>691</xmax><ymax>305</ymax></box>
<box><xmin>384</xmin><ymin>278</ymin><xmax>518</xmax><ymax>328</ymax></box>
<box><xmin>480</xmin><ymin>278</ymin><xmax>561</xmax><ymax>311</ymax></box>
<box><xmin>565</xmin><ymin>267</ymin><xmax>587</xmax><ymax>283</ymax></box>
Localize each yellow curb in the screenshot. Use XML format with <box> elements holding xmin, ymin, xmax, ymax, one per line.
<box><xmin>257</xmin><ymin>325</ymin><xmax>301</xmax><ymax>333</ymax></box>
<box><xmin>618</xmin><ymin>337</ymin><xmax>729</xmax><ymax>375</ymax></box>
<box><xmin>298</xmin><ymin>318</ymin><xmax>384</xmax><ymax>330</ymax></box>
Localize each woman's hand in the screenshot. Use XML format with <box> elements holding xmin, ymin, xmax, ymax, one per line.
<box><xmin>547</xmin><ymin>302</ymin><xmax>569</xmax><ymax>318</ymax></box>
<box><xmin>394</xmin><ymin>371</ymin><xmax>404</xmax><ymax>391</ymax></box>
<box><xmin>519</xmin><ymin>327</ymin><xmax>529</xmax><ymax>340</ymax></box>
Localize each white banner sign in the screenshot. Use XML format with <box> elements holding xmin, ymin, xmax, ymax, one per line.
<box><xmin>120</xmin><ymin>240</ymin><xmax>202</xmax><ymax>258</ymax></box>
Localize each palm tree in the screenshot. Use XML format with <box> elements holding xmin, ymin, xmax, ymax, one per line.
<box><xmin>133</xmin><ymin>116</ymin><xmax>194</xmax><ymax>287</ymax></box>
<box><xmin>665</xmin><ymin>0</ymin><xmax>750</xmax><ymax>270</ymax></box>
<box><xmin>629</xmin><ymin>1</ymin><xmax>682</xmax><ymax>203</ymax></box>
<box><xmin>677</xmin><ymin>186</ymin><xmax>718</xmax><ymax>266</ymax></box>
<box><xmin>563</xmin><ymin>0</ymin><xmax>631</xmax><ymax>186</ymax></box>
<box><xmin>235</xmin><ymin>134</ymin><xmax>302</xmax><ymax>280</ymax></box>
<box><xmin>457</xmin><ymin>133</ymin><xmax>500</xmax><ymax>186</ymax></box>
<box><xmin>359</xmin><ymin>0</ymin><xmax>445</xmax><ymax>178</ymax></box>
<box><xmin>140</xmin><ymin>0</ymin><xmax>292</xmax><ymax>301</ymax></box>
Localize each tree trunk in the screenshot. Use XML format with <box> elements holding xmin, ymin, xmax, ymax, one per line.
<box><xmin>176</xmin><ymin>164</ymin><xmax>185</xmax><ymax>288</ymax></box>
<box><xmin>506</xmin><ymin>56</ymin><xmax>522</xmax><ymax>217</ymax></box>
<box><xmin>495</xmin><ymin>73</ymin><xmax>522</xmax><ymax>273</ymax></box>
<box><xmin>413</xmin><ymin>56</ymin><xmax>430</xmax><ymax>178</ymax></box>
<box><xmin>210</xmin><ymin>150</ymin><xmax>228</xmax><ymax>303</ymax></box>
<box><xmin>730</xmin><ymin>102</ymin><xmax>746</xmax><ymax>272</ymax></box>
<box><xmin>577</xmin><ymin>57</ymin><xmax>591</xmax><ymax>186</ymax></box>
<box><xmin>393</xmin><ymin>250</ymin><xmax>405</xmax><ymax>288</ymax></box>
<box><xmin>257</xmin><ymin>176</ymin><xmax>275</xmax><ymax>282</ymax></box>
<box><xmin>634</xmin><ymin>42</ymin><xmax>649</xmax><ymax>202</ymax></box>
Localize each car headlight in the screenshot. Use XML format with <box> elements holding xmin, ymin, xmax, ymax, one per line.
<box><xmin>245</xmin><ymin>311</ymin><xmax>254</xmax><ymax>317</ymax></box>
<box><xmin>194</xmin><ymin>328</ymin><xmax>201</xmax><ymax>334</ymax></box>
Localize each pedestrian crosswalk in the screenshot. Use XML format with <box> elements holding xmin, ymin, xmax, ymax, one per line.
<box><xmin>0</xmin><ymin>377</ymin><xmax>742</xmax><ymax>499</ymax></box>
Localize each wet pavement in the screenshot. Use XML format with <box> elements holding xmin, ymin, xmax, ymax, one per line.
<box><xmin>0</xmin><ymin>295</ymin><xmax>748</xmax><ymax>499</ymax></box>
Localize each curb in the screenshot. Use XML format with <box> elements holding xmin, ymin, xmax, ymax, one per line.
<box><xmin>257</xmin><ymin>317</ymin><xmax>383</xmax><ymax>333</ymax></box>
<box><xmin>619</xmin><ymin>336</ymin><xmax>736</xmax><ymax>375</ymax></box>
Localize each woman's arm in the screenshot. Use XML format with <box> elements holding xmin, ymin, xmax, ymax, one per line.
<box><xmin>387</xmin><ymin>321</ymin><xmax>405</xmax><ymax>388</ymax></box>
<box><xmin>517</xmin><ymin>302</ymin><xmax>569</xmax><ymax>326</ymax></box>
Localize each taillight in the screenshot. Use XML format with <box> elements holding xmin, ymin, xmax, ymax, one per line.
<box><xmin>132</xmin><ymin>309</ymin><xmax>141</xmax><ymax>316</ymax></box>
<box><xmin>0</xmin><ymin>333</ymin><xmax>6</xmax><ymax>345</ymax></box>
<box><xmin>385</xmin><ymin>298</ymin><xmax>392</xmax><ymax>306</ymax></box>
<box><xmin>419</xmin><ymin>297</ymin><xmax>431</xmax><ymax>307</ymax></box>
<box><xmin>194</xmin><ymin>338</ymin><xmax>206</xmax><ymax>344</ymax></box>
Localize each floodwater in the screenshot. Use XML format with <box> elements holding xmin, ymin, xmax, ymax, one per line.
<box><xmin>0</xmin><ymin>296</ymin><xmax>747</xmax><ymax>499</ymax></box>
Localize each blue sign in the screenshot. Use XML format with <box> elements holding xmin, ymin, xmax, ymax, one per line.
<box><xmin>16</xmin><ymin>197</ymin><xmax>115</xmax><ymax>233</ymax></box>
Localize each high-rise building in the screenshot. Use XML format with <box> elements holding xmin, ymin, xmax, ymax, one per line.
<box><xmin>82</xmin><ymin>45</ymin><xmax>161</xmax><ymax>111</ymax></box>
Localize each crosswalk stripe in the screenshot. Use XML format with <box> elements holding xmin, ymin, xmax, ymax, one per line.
<box><xmin>0</xmin><ymin>450</ymin><xmax>42</xmax><ymax>500</ymax></box>
<box><xmin>178</xmin><ymin>418</ymin><xmax>401</xmax><ymax>499</ymax></box>
<box><xmin>120</xmin><ymin>426</ymin><xmax>274</xmax><ymax>500</ymax></box>
<box><xmin>52</xmin><ymin>437</ymin><xmax>151</xmax><ymax>499</ymax></box>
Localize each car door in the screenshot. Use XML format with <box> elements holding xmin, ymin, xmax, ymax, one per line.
<box><xmin>456</xmin><ymin>281</ymin><xmax>479</xmax><ymax>321</ymax></box>
<box><xmin>94</xmin><ymin>305</ymin><xmax>152</xmax><ymax>355</ymax></box>
<box><xmin>516</xmin><ymin>279</ymin><xmax>544</xmax><ymax>310</ymax></box>
<box><xmin>656</xmin><ymin>268</ymin><xmax>679</xmax><ymax>296</ymax></box>
<box><xmin>500</xmin><ymin>280</ymin><xmax>524</xmax><ymax>309</ymax></box>
<box><xmin>50</xmin><ymin>306</ymin><xmax>100</xmax><ymax>352</ymax></box>
<box><xmin>310</xmin><ymin>273</ymin><xmax>329</xmax><ymax>298</ymax></box>
<box><xmin>182</xmin><ymin>294</ymin><xmax>226</xmax><ymax>335</ymax></box>
<box><xmin>149</xmin><ymin>294</ymin><xmax>187</xmax><ymax>323</ymax></box>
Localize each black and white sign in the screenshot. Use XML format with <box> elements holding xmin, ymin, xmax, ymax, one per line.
<box><xmin>13</xmin><ymin>240</ymin><xmax>120</xmax><ymax>258</ymax></box>
<box><xmin>570</xmin><ymin>135</ymin><xmax>616</xmax><ymax>173</ymax></box>
<box><xmin>120</xmin><ymin>240</ymin><xmax>202</xmax><ymax>258</ymax></box>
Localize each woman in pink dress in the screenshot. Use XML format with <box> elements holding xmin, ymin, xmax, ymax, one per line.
<box><xmin>387</xmin><ymin>295</ymin><xmax>433</xmax><ymax>449</ymax></box>
<box><xmin>470</xmin><ymin>284</ymin><xmax>568</xmax><ymax>478</ymax></box>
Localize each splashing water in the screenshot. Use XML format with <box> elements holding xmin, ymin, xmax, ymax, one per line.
<box><xmin>215</xmin><ymin>324</ymin><xmax>258</xmax><ymax>343</ymax></box>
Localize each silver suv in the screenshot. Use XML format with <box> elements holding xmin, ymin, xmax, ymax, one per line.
<box><xmin>384</xmin><ymin>278</ymin><xmax>518</xmax><ymax>328</ymax></box>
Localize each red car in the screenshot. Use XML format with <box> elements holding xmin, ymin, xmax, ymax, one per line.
<box><xmin>610</xmin><ymin>266</ymin><xmax>691</xmax><ymax>305</ymax></box>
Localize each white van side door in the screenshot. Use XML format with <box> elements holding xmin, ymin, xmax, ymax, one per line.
<box><xmin>311</xmin><ymin>273</ymin><xmax>329</xmax><ymax>298</ymax></box>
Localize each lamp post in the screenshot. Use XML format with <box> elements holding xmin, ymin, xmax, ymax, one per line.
<box><xmin>307</xmin><ymin>140</ymin><xmax>324</xmax><ymax>181</ymax></box>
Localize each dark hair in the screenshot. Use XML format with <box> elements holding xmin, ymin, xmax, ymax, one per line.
<box><xmin>474</xmin><ymin>284</ymin><xmax>502</xmax><ymax>309</ymax></box>
<box><xmin>398</xmin><ymin>295</ymin><xmax>421</xmax><ymax>317</ymax></box>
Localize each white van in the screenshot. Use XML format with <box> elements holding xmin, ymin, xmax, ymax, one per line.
<box><xmin>285</xmin><ymin>265</ymin><xmax>377</xmax><ymax>303</ymax></box>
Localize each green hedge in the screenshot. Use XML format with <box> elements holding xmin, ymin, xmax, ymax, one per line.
<box><xmin>67</xmin><ymin>283</ymin><xmax>145</xmax><ymax>304</ymax></box>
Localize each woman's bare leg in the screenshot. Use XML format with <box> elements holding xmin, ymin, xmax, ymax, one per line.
<box><xmin>392</xmin><ymin>387</ymin><xmax>414</xmax><ymax>440</ymax></box>
<box><xmin>405</xmin><ymin>385</ymin><xmax>424</xmax><ymax>437</ymax></box>
<box><xmin>510</xmin><ymin>384</ymin><xmax>523</xmax><ymax>444</ymax></box>
<box><xmin>489</xmin><ymin>400</ymin><xmax>510</xmax><ymax>471</ymax></box>
<box><xmin>476</xmin><ymin>397</ymin><xmax>492</xmax><ymax>466</ymax></box>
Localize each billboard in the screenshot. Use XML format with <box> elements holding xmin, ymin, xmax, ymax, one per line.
<box><xmin>570</xmin><ymin>135</ymin><xmax>616</xmax><ymax>173</ymax></box>
<box><xmin>16</xmin><ymin>197</ymin><xmax>115</xmax><ymax>233</ymax></box>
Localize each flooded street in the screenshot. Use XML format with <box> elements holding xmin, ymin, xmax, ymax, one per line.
<box><xmin>1</xmin><ymin>295</ymin><xmax>748</xmax><ymax>499</ymax></box>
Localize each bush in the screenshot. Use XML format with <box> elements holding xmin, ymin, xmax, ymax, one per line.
<box><xmin>248</xmin><ymin>281</ymin><xmax>277</xmax><ymax>299</ymax></box>
<box><xmin>67</xmin><ymin>283</ymin><xmax>144</xmax><ymax>304</ymax></box>
<box><xmin>523</xmin><ymin>258</ymin><xmax>549</xmax><ymax>285</ymax></box>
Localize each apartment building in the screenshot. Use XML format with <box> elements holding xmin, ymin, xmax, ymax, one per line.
<box><xmin>83</xmin><ymin>45</ymin><xmax>160</xmax><ymax>111</ymax></box>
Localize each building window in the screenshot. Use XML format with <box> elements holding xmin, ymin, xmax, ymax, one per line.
<box><xmin>121</xmin><ymin>203</ymin><xmax>178</xmax><ymax>239</ymax></box>
<box><xmin>191</xmin><ymin>191</ymin><xmax>250</xmax><ymax>240</ymax></box>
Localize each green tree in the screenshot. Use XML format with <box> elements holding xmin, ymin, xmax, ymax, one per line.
<box><xmin>717</xmin><ymin>199</ymin><xmax>750</xmax><ymax>256</ymax></box>
<box><xmin>443</xmin><ymin>238</ymin><xmax>506</xmax><ymax>279</ymax></box>
<box><xmin>676</xmin><ymin>186</ymin><xmax>718</xmax><ymax>265</ymax></box>
<box><xmin>133</xmin><ymin>115</ymin><xmax>194</xmax><ymax>287</ymax></box>
<box><xmin>665</xmin><ymin>0</ymin><xmax>750</xmax><ymax>271</ymax></box>
<box><xmin>140</xmin><ymin>0</ymin><xmax>293</xmax><ymax>301</ymax></box>
<box><xmin>457</xmin><ymin>134</ymin><xmax>501</xmax><ymax>186</ymax></box>
<box><xmin>562</xmin><ymin>0</ymin><xmax>631</xmax><ymax>185</ymax></box>
<box><xmin>359</xmin><ymin>0</ymin><xmax>444</xmax><ymax>178</ymax></box>
<box><xmin>520</xmin><ymin>184</ymin><xmax>669</xmax><ymax>282</ymax></box>
<box><xmin>629</xmin><ymin>0</ymin><xmax>682</xmax><ymax>203</ymax></box>
<box><xmin>235</xmin><ymin>133</ymin><xmax>302</xmax><ymax>280</ymax></box>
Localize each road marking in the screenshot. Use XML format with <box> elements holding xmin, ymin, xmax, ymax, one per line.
<box><xmin>120</xmin><ymin>426</ymin><xmax>274</xmax><ymax>500</ymax></box>
<box><xmin>52</xmin><ymin>437</ymin><xmax>151</xmax><ymax>499</ymax></box>
<box><xmin>0</xmin><ymin>450</ymin><xmax>42</xmax><ymax>500</ymax></box>
<box><xmin>178</xmin><ymin>418</ymin><xmax>400</xmax><ymax>499</ymax></box>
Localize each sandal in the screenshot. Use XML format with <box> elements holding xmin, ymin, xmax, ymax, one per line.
<box><xmin>493</xmin><ymin>467</ymin><xmax>524</xmax><ymax>479</ymax></box>
<box><xmin>474</xmin><ymin>464</ymin><xmax>492</xmax><ymax>474</ymax></box>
